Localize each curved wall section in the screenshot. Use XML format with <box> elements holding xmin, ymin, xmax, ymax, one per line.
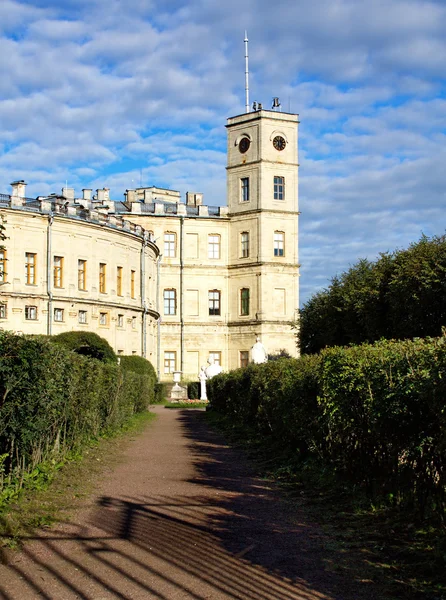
<box><xmin>0</xmin><ymin>205</ymin><xmax>159</xmax><ymax>360</ymax></box>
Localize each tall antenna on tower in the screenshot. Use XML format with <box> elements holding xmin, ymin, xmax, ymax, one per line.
<box><xmin>244</xmin><ymin>31</ymin><xmax>250</xmax><ymax>113</ymax></box>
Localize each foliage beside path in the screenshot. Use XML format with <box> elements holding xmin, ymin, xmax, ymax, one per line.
<box><xmin>0</xmin><ymin>331</ymin><xmax>156</xmax><ymax>509</ymax></box>
<box><xmin>207</xmin><ymin>333</ymin><xmax>446</xmax><ymax>524</ymax></box>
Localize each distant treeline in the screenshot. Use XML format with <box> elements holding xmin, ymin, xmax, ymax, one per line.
<box><xmin>298</xmin><ymin>234</ymin><xmax>446</xmax><ymax>354</ymax></box>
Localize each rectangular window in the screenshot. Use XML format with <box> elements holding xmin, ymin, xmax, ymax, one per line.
<box><xmin>240</xmin><ymin>288</ymin><xmax>250</xmax><ymax>316</ymax></box>
<box><xmin>54</xmin><ymin>308</ymin><xmax>64</xmax><ymax>322</ymax></box>
<box><xmin>99</xmin><ymin>263</ymin><xmax>106</xmax><ymax>293</ymax></box>
<box><xmin>25</xmin><ymin>305</ymin><xmax>37</xmax><ymax>320</ymax></box>
<box><xmin>208</xmin><ymin>234</ymin><xmax>220</xmax><ymax>259</ymax></box>
<box><xmin>164</xmin><ymin>232</ymin><xmax>176</xmax><ymax>258</ymax></box>
<box><xmin>117</xmin><ymin>266</ymin><xmax>123</xmax><ymax>296</ymax></box>
<box><xmin>132</xmin><ymin>316</ymin><xmax>137</xmax><ymax>329</ymax></box>
<box><xmin>0</xmin><ymin>250</ymin><xmax>7</xmax><ymax>283</ymax></box>
<box><xmin>164</xmin><ymin>289</ymin><xmax>176</xmax><ymax>315</ymax></box>
<box><xmin>78</xmin><ymin>310</ymin><xmax>87</xmax><ymax>324</ymax></box>
<box><xmin>131</xmin><ymin>270</ymin><xmax>136</xmax><ymax>299</ymax></box>
<box><xmin>240</xmin><ymin>351</ymin><xmax>249</xmax><ymax>368</ymax></box>
<box><xmin>274</xmin><ymin>231</ymin><xmax>285</xmax><ymax>257</ymax></box>
<box><xmin>0</xmin><ymin>303</ymin><xmax>6</xmax><ymax>319</ymax></box>
<box><xmin>78</xmin><ymin>259</ymin><xmax>87</xmax><ymax>290</ymax></box>
<box><xmin>53</xmin><ymin>256</ymin><xmax>64</xmax><ymax>288</ymax></box>
<box><xmin>208</xmin><ymin>290</ymin><xmax>221</xmax><ymax>316</ymax></box>
<box><xmin>99</xmin><ymin>312</ymin><xmax>108</xmax><ymax>326</ymax></box>
<box><xmin>209</xmin><ymin>351</ymin><xmax>221</xmax><ymax>366</ymax></box>
<box><xmin>241</xmin><ymin>177</ymin><xmax>250</xmax><ymax>202</ymax></box>
<box><xmin>164</xmin><ymin>351</ymin><xmax>176</xmax><ymax>374</ymax></box>
<box><xmin>241</xmin><ymin>232</ymin><xmax>249</xmax><ymax>258</ymax></box>
<box><xmin>274</xmin><ymin>176</ymin><xmax>285</xmax><ymax>200</ymax></box>
<box><xmin>117</xmin><ymin>314</ymin><xmax>124</xmax><ymax>327</ymax></box>
<box><xmin>25</xmin><ymin>252</ymin><xmax>36</xmax><ymax>284</ymax></box>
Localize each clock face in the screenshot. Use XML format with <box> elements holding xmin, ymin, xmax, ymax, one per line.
<box><xmin>273</xmin><ymin>136</ymin><xmax>286</xmax><ymax>151</ymax></box>
<box><xmin>239</xmin><ymin>137</ymin><xmax>251</xmax><ymax>153</ymax></box>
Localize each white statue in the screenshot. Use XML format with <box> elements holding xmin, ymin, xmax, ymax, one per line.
<box><xmin>251</xmin><ymin>336</ymin><xmax>268</xmax><ymax>364</ymax></box>
<box><xmin>199</xmin><ymin>365</ymin><xmax>207</xmax><ymax>400</ymax></box>
<box><xmin>205</xmin><ymin>356</ymin><xmax>222</xmax><ymax>379</ymax></box>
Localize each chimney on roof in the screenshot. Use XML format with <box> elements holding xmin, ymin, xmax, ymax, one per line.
<box><xmin>10</xmin><ymin>180</ymin><xmax>27</xmax><ymax>198</ymax></box>
<box><xmin>96</xmin><ymin>188</ymin><xmax>109</xmax><ymax>202</ymax></box>
<box><xmin>62</xmin><ymin>187</ymin><xmax>75</xmax><ymax>200</ymax></box>
<box><xmin>186</xmin><ymin>192</ymin><xmax>203</xmax><ymax>206</ymax></box>
<box><xmin>82</xmin><ymin>189</ymin><xmax>92</xmax><ymax>201</ymax></box>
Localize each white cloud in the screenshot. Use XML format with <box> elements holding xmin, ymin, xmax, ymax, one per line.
<box><xmin>0</xmin><ymin>0</ymin><xmax>445</xmax><ymax>303</ymax></box>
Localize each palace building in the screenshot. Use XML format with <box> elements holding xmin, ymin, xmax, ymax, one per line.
<box><xmin>0</xmin><ymin>108</ymin><xmax>300</xmax><ymax>380</ymax></box>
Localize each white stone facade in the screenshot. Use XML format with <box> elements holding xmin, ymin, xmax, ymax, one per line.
<box><xmin>0</xmin><ymin>109</ymin><xmax>300</xmax><ymax>380</ymax></box>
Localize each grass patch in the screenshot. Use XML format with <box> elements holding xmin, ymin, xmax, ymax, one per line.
<box><xmin>204</xmin><ymin>410</ymin><xmax>446</xmax><ymax>600</ymax></box>
<box><xmin>164</xmin><ymin>401</ymin><xmax>208</xmax><ymax>409</ymax></box>
<box><xmin>0</xmin><ymin>410</ymin><xmax>157</xmax><ymax>550</ymax></box>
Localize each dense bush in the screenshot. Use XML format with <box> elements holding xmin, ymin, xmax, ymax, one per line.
<box><xmin>207</xmin><ymin>334</ymin><xmax>446</xmax><ymax>519</ymax></box>
<box><xmin>154</xmin><ymin>382</ymin><xmax>168</xmax><ymax>404</ymax></box>
<box><xmin>187</xmin><ymin>381</ymin><xmax>199</xmax><ymax>399</ymax></box>
<box><xmin>0</xmin><ymin>332</ymin><xmax>153</xmax><ymax>499</ymax></box>
<box><xmin>119</xmin><ymin>355</ymin><xmax>157</xmax><ymax>405</ymax></box>
<box><xmin>52</xmin><ymin>331</ymin><xmax>117</xmax><ymax>363</ymax></box>
<box><xmin>298</xmin><ymin>234</ymin><xmax>446</xmax><ymax>354</ymax></box>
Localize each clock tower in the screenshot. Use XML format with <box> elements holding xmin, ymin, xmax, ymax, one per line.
<box><xmin>226</xmin><ymin>108</ymin><xmax>300</xmax><ymax>364</ymax></box>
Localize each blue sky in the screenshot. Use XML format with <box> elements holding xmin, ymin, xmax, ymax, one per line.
<box><xmin>1</xmin><ymin>0</ymin><xmax>445</xmax><ymax>304</ymax></box>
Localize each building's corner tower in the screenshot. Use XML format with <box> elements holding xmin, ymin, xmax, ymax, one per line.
<box><xmin>226</xmin><ymin>108</ymin><xmax>300</xmax><ymax>367</ymax></box>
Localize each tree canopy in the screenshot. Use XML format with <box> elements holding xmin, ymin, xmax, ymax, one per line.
<box><xmin>298</xmin><ymin>234</ymin><xmax>446</xmax><ymax>354</ymax></box>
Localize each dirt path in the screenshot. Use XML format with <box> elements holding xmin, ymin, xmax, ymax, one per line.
<box><xmin>0</xmin><ymin>407</ymin><xmax>378</xmax><ymax>600</ymax></box>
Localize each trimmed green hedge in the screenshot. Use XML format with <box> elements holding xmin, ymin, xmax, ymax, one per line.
<box><xmin>119</xmin><ymin>355</ymin><xmax>157</xmax><ymax>405</ymax></box>
<box><xmin>52</xmin><ymin>331</ymin><xmax>117</xmax><ymax>363</ymax></box>
<box><xmin>0</xmin><ymin>332</ymin><xmax>155</xmax><ymax>497</ymax></box>
<box><xmin>207</xmin><ymin>334</ymin><xmax>446</xmax><ymax>519</ymax></box>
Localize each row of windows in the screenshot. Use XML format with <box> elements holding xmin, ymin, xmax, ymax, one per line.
<box><xmin>163</xmin><ymin>350</ymin><xmax>251</xmax><ymax>373</ymax></box>
<box><xmin>163</xmin><ymin>288</ymin><xmax>251</xmax><ymax>317</ymax></box>
<box><xmin>240</xmin><ymin>176</ymin><xmax>285</xmax><ymax>203</ymax></box>
<box><xmin>8</xmin><ymin>253</ymin><xmax>137</xmax><ymax>297</ymax></box>
<box><xmin>0</xmin><ymin>303</ymin><xmax>138</xmax><ymax>328</ymax></box>
<box><xmin>164</xmin><ymin>233</ymin><xmax>222</xmax><ymax>260</ymax></box>
<box><xmin>239</xmin><ymin>231</ymin><xmax>285</xmax><ymax>258</ymax></box>
<box><xmin>164</xmin><ymin>351</ymin><xmax>222</xmax><ymax>374</ymax></box>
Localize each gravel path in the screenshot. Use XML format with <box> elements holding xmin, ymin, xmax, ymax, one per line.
<box><xmin>0</xmin><ymin>407</ymin><xmax>377</xmax><ymax>600</ymax></box>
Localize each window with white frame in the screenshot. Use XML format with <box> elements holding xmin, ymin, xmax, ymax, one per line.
<box><xmin>208</xmin><ymin>290</ymin><xmax>221</xmax><ymax>316</ymax></box>
<box><xmin>164</xmin><ymin>232</ymin><xmax>176</xmax><ymax>258</ymax></box>
<box><xmin>241</xmin><ymin>177</ymin><xmax>250</xmax><ymax>202</ymax></box>
<box><xmin>241</xmin><ymin>232</ymin><xmax>249</xmax><ymax>258</ymax></box>
<box><xmin>78</xmin><ymin>310</ymin><xmax>87</xmax><ymax>324</ymax></box>
<box><xmin>25</xmin><ymin>305</ymin><xmax>37</xmax><ymax>320</ymax></box>
<box><xmin>164</xmin><ymin>289</ymin><xmax>176</xmax><ymax>315</ymax></box>
<box><xmin>209</xmin><ymin>351</ymin><xmax>221</xmax><ymax>366</ymax></box>
<box><xmin>274</xmin><ymin>231</ymin><xmax>285</xmax><ymax>257</ymax></box>
<box><xmin>132</xmin><ymin>316</ymin><xmax>137</xmax><ymax>329</ymax></box>
<box><xmin>208</xmin><ymin>234</ymin><xmax>220</xmax><ymax>259</ymax></box>
<box><xmin>54</xmin><ymin>308</ymin><xmax>64</xmax><ymax>322</ymax></box>
<box><xmin>274</xmin><ymin>176</ymin><xmax>285</xmax><ymax>200</ymax></box>
<box><xmin>117</xmin><ymin>314</ymin><xmax>124</xmax><ymax>327</ymax></box>
<box><xmin>0</xmin><ymin>303</ymin><xmax>7</xmax><ymax>319</ymax></box>
<box><xmin>164</xmin><ymin>351</ymin><xmax>176</xmax><ymax>374</ymax></box>
<box><xmin>99</xmin><ymin>312</ymin><xmax>109</xmax><ymax>326</ymax></box>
